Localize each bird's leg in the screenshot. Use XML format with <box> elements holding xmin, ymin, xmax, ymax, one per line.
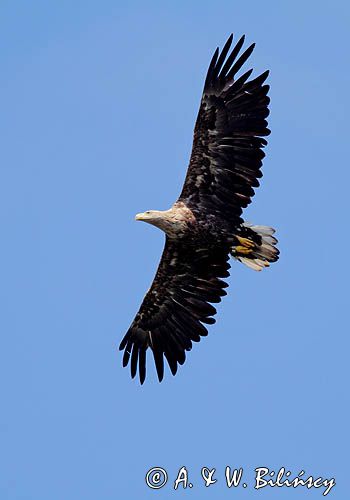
<box><xmin>233</xmin><ymin>235</ymin><xmax>256</xmax><ymax>255</ymax></box>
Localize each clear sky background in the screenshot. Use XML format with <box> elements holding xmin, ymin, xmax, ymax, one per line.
<box><xmin>1</xmin><ymin>1</ymin><xmax>349</xmax><ymax>498</ymax></box>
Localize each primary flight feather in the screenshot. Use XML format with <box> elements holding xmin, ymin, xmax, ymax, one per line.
<box><xmin>119</xmin><ymin>34</ymin><xmax>279</xmax><ymax>384</ymax></box>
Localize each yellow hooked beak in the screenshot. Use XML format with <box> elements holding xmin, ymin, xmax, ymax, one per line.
<box><xmin>135</xmin><ymin>212</ymin><xmax>147</xmax><ymax>221</ymax></box>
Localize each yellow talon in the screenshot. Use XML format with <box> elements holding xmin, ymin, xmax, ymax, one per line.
<box><xmin>236</xmin><ymin>236</ymin><xmax>255</xmax><ymax>249</ymax></box>
<box><xmin>235</xmin><ymin>245</ymin><xmax>253</xmax><ymax>255</ymax></box>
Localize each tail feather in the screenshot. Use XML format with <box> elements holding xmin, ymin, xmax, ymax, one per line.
<box><xmin>231</xmin><ymin>222</ymin><xmax>279</xmax><ymax>271</ymax></box>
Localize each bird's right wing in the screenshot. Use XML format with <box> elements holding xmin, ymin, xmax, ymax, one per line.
<box><xmin>119</xmin><ymin>237</ymin><xmax>230</xmax><ymax>384</ymax></box>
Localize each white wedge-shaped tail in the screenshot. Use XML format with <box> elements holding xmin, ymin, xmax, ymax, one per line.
<box><xmin>231</xmin><ymin>222</ymin><xmax>279</xmax><ymax>271</ymax></box>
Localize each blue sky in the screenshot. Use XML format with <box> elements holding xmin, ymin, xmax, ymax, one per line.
<box><xmin>1</xmin><ymin>1</ymin><xmax>349</xmax><ymax>498</ymax></box>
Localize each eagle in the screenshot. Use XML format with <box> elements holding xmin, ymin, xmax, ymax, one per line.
<box><xmin>119</xmin><ymin>34</ymin><xmax>279</xmax><ymax>384</ymax></box>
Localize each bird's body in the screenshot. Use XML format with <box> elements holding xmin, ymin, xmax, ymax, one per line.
<box><xmin>120</xmin><ymin>34</ymin><xmax>279</xmax><ymax>383</ymax></box>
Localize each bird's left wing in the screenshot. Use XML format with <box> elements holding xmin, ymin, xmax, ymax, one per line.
<box><xmin>179</xmin><ymin>34</ymin><xmax>270</xmax><ymax>220</ymax></box>
<box><xmin>119</xmin><ymin>237</ymin><xmax>230</xmax><ymax>383</ymax></box>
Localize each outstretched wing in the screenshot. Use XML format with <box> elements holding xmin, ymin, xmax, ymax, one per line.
<box><xmin>119</xmin><ymin>237</ymin><xmax>230</xmax><ymax>384</ymax></box>
<box><xmin>179</xmin><ymin>34</ymin><xmax>270</xmax><ymax>219</ymax></box>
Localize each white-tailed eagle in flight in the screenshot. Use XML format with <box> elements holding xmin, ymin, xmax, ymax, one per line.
<box><xmin>119</xmin><ymin>34</ymin><xmax>279</xmax><ymax>384</ymax></box>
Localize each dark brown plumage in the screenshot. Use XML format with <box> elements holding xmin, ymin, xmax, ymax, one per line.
<box><xmin>119</xmin><ymin>34</ymin><xmax>279</xmax><ymax>384</ymax></box>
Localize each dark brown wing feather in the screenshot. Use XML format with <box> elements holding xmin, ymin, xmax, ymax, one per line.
<box><xmin>179</xmin><ymin>34</ymin><xmax>270</xmax><ymax>220</ymax></box>
<box><xmin>119</xmin><ymin>237</ymin><xmax>230</xmax><ymax>384</ymax></box>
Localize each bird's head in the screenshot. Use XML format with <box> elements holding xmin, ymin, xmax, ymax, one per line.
<box><xmin>135</xmin><ymin>208</ymin><xmax>181</xmax><ymax>235</ymax></box>
<box><xmin>135</xmin><ymin>210</ymin><xmax>164</xmax><ymax>224</ymax></box>
<box><xmin>135</xmin><ymin>206</ymin><xmax>189</xmax><ymax>237</ymax></box>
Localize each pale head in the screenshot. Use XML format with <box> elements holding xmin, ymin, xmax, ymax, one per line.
<box><xmin>134</xmin><ymin>204</ymin><xmax>194</xmax><ymax>238</ymax></box>
<box><xmin>135</xmin><ymin>210</ymin><xmax>173</xmax><ymax>234</ymax></box>
<box><xmin>135</xmin><ymin>210</ymin><xmax>164</xmax><ymax>224</ymax></box>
